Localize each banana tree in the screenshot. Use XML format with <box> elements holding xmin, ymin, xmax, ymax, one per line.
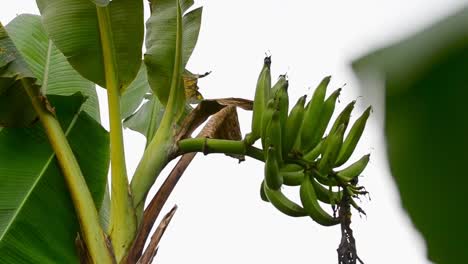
<box><xmin>0</xmin><ymin>1</ymin><xmax>371</xmax><ymax>263</ymax></box>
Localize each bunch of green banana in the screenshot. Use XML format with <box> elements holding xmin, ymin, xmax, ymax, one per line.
<box><xmin>249</xmin><ymin>57</ymin><xmax>373</xmax><ymax>227</ymax></box>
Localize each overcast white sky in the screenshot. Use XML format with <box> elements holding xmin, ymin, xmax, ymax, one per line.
<box><xmin>2</xmin><ymin>1</ymin><xmax>467</xmax><ymax>263</ymax></box>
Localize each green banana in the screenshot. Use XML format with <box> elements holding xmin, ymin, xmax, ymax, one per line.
<box><xmin>263</xmin><ymin>183</ymin><xmax>307</xmax><ymax>217</ymax></box>
<box><xmin>274</xmin><ymin>84</ymin><xmax>289</xmax><ymax>147</ymax></box>
<box><xmin>314</xmin><ymin>172</ymin><xmax>339</xmax><ymax>187</ymax></box>
<box><xmin>265</xmin><ymin>111</ymin><xmax>283</xmax><ymax>163</ymax></box>
<box><xmin>310</xmin><ymin>175</ymin><xmax>342</xmax><ymax>204</ymax></box>
<box><xmin>282</xmin><ymin>170</ymin><xmax>305</xmax><ymax>186</ymax></box>
<box><xmin>300</xmin><ymin>76</ymin><xmax>331</xmax><ymax>151</ymax></box>
<box><xmin>309</xmin><ymin>88</ymin><xmax>341</xmax><ymax>149</ymax></box>
<box><xmin>335</xmin><ymin>106</ymin><xmax>371</xmax><ymax>166</ymax></box>
<box><xmin>261</xmin><ymin>99</ymin><xmax>277</xmax><ymax>149</ymax></box>
<box><xmin>270</xmin><ymin>75</ymin><xmax>288</xmax><ymax>100</ymax></box>
<box><xmin>335</xmin><ymin>154</ymin><xmax>370</xmax><ymax>183</ymax></box>
<box><xmin>280</xmin><ymin>163</ymin><xmax>303</xmax><ymax>172</ymax></box>
<box><xmin>260</xmin><ymin>181</ymin><xmax>269</xmax><ymax>202</ymax></box>
<box><xmin>283</xmin><ymin>95</ymin><xmax>306</xmax><ymax>156</ymax></box>
<box><xmin>317</xmin><ymin>124</ymin><xmax>345</xmax><ymax>175</ymax></box>
<box><xmin>303</xmin><ymin>140</ymin><xmax>323</xmax><ymax>162</ymax></box>
<box><xmin>300</xmin><ymin>174</ymin><xmax>340</xmax><ymax>226</ymax></box>
<box><xmin>264</xmin><ymin>146</ymin><xmax>283</xmax><ymax>190</ymax></box>
<box><xmin>246</xmin><ymin>56</ymin><xmax>272</xmax><ymax>145</ymax></box>
<box><xmin>328</xmin><ymin>100</ymin><xmax>355</xmax><ymax>137</ymax></box>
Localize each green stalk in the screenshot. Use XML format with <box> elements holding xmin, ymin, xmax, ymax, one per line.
<box><xmin>130</xmin><ymin>1</ymin><xmax>184</xmax><ymax>222</ymax></box>
<box><xmin>23</xmin><ymin>80</ymin><xmax>115</xmax><ymax>263</ymax></box>
<box><xmin>96</xmin><ymin>7</ymin><xmax>136</xmax><ymax>261</ymax></box>
<box><xmin>178</xmin><ymin>138</ymin><xmax>265</xmax><ymax>162</ymax></box>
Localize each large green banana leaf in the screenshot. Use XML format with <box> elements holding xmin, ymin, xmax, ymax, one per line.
<box><xmin>0</xmin><ymin>94</ymin><xmax>109</xmax><ymax>264</ymax></box>
<box><xmin>145</xmin><ymin>0</ymin><xmax>202</xmax><ymax>107</ymax></box>
<box><xmin>0</xmin><ymin>23</ymin><xmax>37</xmax><ymax>127</ymax></box>
<box><xmin>353</xmin><ymin>7</ymin><xmax>468</xmax><ymax>264</ymax></box>
<box><xmin>36</xmin><ymin>0</ymin><xmax>143</xmax><ymax>89</ymax></box>
<box><xmin>5</xmin><ymin>14</ymin><xmax>100</xmax><ymax>122</ymax></box>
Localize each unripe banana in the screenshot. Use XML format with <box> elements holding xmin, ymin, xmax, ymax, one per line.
<box><xmin>280</xmin><ymin>163</ymin><xmax>303</xmax><ymax>172</ymax></box>
<box><xmin>282</xmin><ymin>170</ymin><xmax>305</xmax><ymax>186</ymax></box>
<box><xmin>335</xmin><ymin>154</ymin><xmax>370</xmax><ymax>183</ymax></box>
<box><xmin>260</xmin><ymin>181</ymin><xmax>269</xmax><ymax>202</ymax></box>
<box><xmin>335</xmin><ymin>106</ymin><xmax>371</xmax><ymax>166</ymax></box>
<box><xmin>303</xmin><ymin>140</ymin><xmax>323</xmax><ymax>162</ymax></box>
<box><xmin>328</xmin><ymin>100</ymin><xmax>355</xmax><ymax>136</ymax></box>
<box><xmin>317</xmin><ymin>124</ymin><xmax>345</xmax><ymax>175</ymax></box>
<box><xmin>264</xmin><ymin>146</ymin><xmax>283</xmax><ymax>190</ymax></box>
<box><xmin>270</xmin><ymin>75</ymin><xmax>288</xmax><ymax>100</ymax></box>
<box><xmin>263</xmin><ymin>182</ymin><xmax>307</xmax><ymax>217</ymax></box>
<box><xmin>283</xmin><ymin>95</ymin><xmax>306</xmax><ymax>156</ymax></box>
<box><xmin>274</xmin><ymin>84</ymin><xmax>289</xmax><ymax>144</ymax></box>
<box><xmin>300</xmin><ymin>76</ymin><xmax>331</xmax><ymax>151</ymax></box>
<box><xmin>314</xmin><ymin>172</ymin><xmax>339</xmax><ymax>187</ymax></box>
<box><xmin>246</xmin><ymin>56</ymin><xmax>272</xmax><ymax>145</ymax></box>
<box><xmin>261</xmin><ymin>99</ymin><xmax>277</xmax><ymax>149</ymax></box>
<box><xmin>310</xmin><ymin>175</ymin><xmax>342</xmax><ymax>204</ymax></box>
<box><xmin>300</xmin><ymin>174</ymin><xmax>340</xmax><ymax>226</ymax></box>
<box><xmin>265</xmin><ymin>111</ymin><xmax>283</xmax><ymax>163</ymax></box>
<box><xmin>309</xmin><ymin>88</ymin><xmax>341</xmax><ymax>149</ymax></box>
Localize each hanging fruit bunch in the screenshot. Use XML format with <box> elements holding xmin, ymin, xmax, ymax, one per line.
<box><xmin>245</xmin><ymin>56</ymin><xmax>371</xmax><ymax>227</ymax></box>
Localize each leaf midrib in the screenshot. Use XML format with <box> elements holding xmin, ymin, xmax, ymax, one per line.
<box><xmin>0</xmin><ymin>104</ymin><xmax>84</xmax><ymax>241</ymax></box>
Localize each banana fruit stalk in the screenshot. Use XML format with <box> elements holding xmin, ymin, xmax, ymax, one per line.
<box><xmin>247</xmin><ymin>57</ymin><xmax>373</xmax><ymax>229</ymax></box>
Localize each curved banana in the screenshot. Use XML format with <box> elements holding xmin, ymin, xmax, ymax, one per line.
<box><xmin>275</xmin><ymin>85</ymin><xmax>289</xmax><ymax>148</ymax></box>
<box><xmin>264</xmin><ymin>146</ymin><xmax>283</xmax><ymax>190</ymax></box>
<box><xmin>335</xmin><ymin>154</ymin><xmax>370</xmax><ymax>183</ymax></box>
<box><xmin>310</xmin><ymin>175</ymin><xmax>342</xmax><ymax>204</ymax></box>
<box><xmin>328</xmin><ymin>100</ymin><xmax>355</xmax><ymax>136</ymax></box>
<box><xmin>300</xmin><ymin>174</ymin><xmax>340</xmax><ymax>226</ymax></box>
<box><xmin>246</xmin><ymin>56</ymin><xmax>272</xmax><ymax>145</ymax></box>
<box><xmin>317</xmin><ymin>124</ymin><xmax>345</xmax><ymax>175</ymax></box>
<box><xmin>310</xmin><ymin>88</ymin><xmax>341</xmax><ymax>149</ymax></box>
<box><xmin>265</xmin><ymin>111</ymin><xmax>283</xmax><ymax>163</ymax></box>
<box><xmin>300</xmin><ymin>76</ymin><xmax>331</xmax><ymax>151</ymax></box>
<box><xmin>270</xmin><ymin>75</ymin><xmax>288</xmax><ymax>100</ymax></box>
<box><xmin>260</xmin><ymin>181</ymin><xmax>269</xmax><ymax>202</ymax></box>
<box><xmin>261</xmin><ymin>99</ymin><xmax>277</xmax><ymax>149</ymax></box>
<box><xmin>280</xmin><ymin>163</ymin><xmax>303</xmax><ymax>172</ymax></box>
<box><xmin>263</xmin><ymin>183</ymin><xmax>307</xmax><ymax>217</ymax></box>
<box><xmin>335</xmin><ymin>106</ymin><xmax>371</xmax><ymax>166</ymax></box>
<box><xmin>282</xmin><ymin>170</ymin><xmax>305</xmax><ymax>186</ymax></box>
<box><xmin>283</xmin><ymin>95</ymin><xmax>306</xmax><ymax>156</ymax></box>
<box><xmin>303</xmin><ymin>140</ymin><xmax>323</xmax><ymax>162</ymax></box>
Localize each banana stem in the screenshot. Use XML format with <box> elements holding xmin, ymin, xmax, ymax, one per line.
<box><xmin>96</xmin><ymin>6</ymin><xmax>136</xmax><ymax>261</ymax></box>
<box><xmin>130</xmin><ymin>116</ymin><xmax>173</xmax><ymax>222</ymax></box>
<box><xmin>177</xmin><ymin>138</ymin><xmax>265</xmax><ymax>162</ymax></box>
<box><xmin>23</xmin><ymin>80</ymin><xmax>115</xmax><ymax>264</ymax></box>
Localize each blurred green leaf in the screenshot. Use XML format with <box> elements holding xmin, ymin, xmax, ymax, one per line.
<box><xmin>0</xmin><ymin>94</ymin><xmax>109</xmax><ymax>263</ymax></box>
<box><xmin>353</xmin><ymin>7</ymin><xmax>468</xmax><ymax>264</ymax></box>
<box><xmin>6</xmin><ymin>14</ymin><xmax>100</xmax><ymax>122</ymax></box>
<box><xmin>36</xmin><ymin>0</ymin><xmax>143</xmax><ymax>88</ymax></box>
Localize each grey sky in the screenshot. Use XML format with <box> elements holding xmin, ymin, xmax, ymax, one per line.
<box><xmin>1</xmin><ymin>1</ymin><xmax>466</xmax><ymax>263</ymax></box>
